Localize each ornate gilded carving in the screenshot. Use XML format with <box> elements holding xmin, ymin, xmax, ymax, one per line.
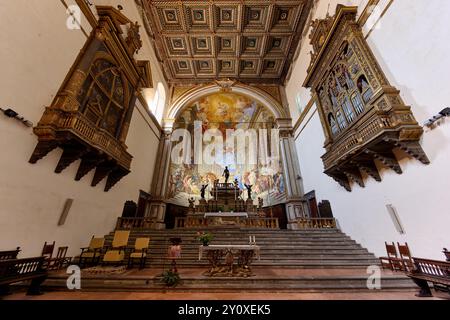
<box><xmin>304</xmin><ymin>6</ymin><xmax>429</xmax><ymax>191</ymax></box>
<box><xmin>29</xmin><ymin>6</ymin><xmax>150</xmax><ymax>191</ymax></box>
<box><xmin>125</xmin><ymin>21</ymin><xmax>143</xmax><ymax>55</ymax></box>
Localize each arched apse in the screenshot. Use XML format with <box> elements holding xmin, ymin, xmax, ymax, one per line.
<box><xmin>165</xmin><ymin>82</ymin><xmax>287</xmax><ymax>128</ymax></box>
<box><xmin>166</xmin><ymin>90</ymin><xmax>287</xmax><ymax>207</ymax></box>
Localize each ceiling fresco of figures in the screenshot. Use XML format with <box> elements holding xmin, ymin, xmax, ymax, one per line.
<box><xmin>168</xmin><ymin>92</ymin><xmax>286</xmax><ymax>206</ymax></box>
<box><xmin>138</xmin><ymin>0</ymin><xmax>313</xmax><ymax>84</ymax></box>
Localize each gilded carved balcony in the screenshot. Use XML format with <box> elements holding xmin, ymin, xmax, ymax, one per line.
<box><xmin>29</xmin><ymin>6</ymin><xmax>150</xmax><ymax>191</ymax></box>
<box><xmin>303</xmin><ymin>6</ymin><xmax>429</xmax><ymax>191</ymax></box>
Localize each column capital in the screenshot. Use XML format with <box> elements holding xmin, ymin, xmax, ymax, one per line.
<box><xmin>275</xmin><ymin>118</ymin><xmax>294</xmax><ymax>137</ymax></box>
<box><xmin>275</xmin><ymin>118</ymin><xmax>293</xmax><ymax>129</ymax></box>
<box><xmin>162</xmin><ymin>118</ymin><xmax>175</xmax><ymax>135</ymax></box>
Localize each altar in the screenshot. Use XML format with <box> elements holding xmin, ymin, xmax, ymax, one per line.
<box><xmin>199</xmin><ymin>245</ymin><xmax>260</xmax><ymax>277</ymax></box>
<box><xmin>204</xmin><ymin>212</ymin><xmax>248</xmax><ymax>218</ymax></box>
<box><xmin>201</xmin><ymin>212</ymin><xmax>249</xmax><ymax>227</ymax></box>
<box><xmin>175</xmin><ymin>180</ymin><xmax>280</xmax><ymax>229</ymax></box>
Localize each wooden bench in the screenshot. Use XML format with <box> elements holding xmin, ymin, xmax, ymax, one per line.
<box><xmin>0</xmin><ymin>257</ymin><xmax>48</xmax><ymax>295</ymax></box>
<box><xmin>407</xmin><ymin>257</ymin><xmax>450</xmax><ymax>297</ymax></box>
<box><xmin>0</xmin><ymin>247</ymin><xmax>21</xmax><ymax>261</ymax></box>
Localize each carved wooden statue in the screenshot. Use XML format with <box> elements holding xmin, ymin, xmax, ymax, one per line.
<box><xmin>222</xmin><ymin>167</ymin><xmax>230</xmax><ymax>184</ymax></box>
<box><xmin>244</xmin><ymin>184</ymin><xmax>253</xmax><ymax>199</ymax></box>
<box><xmin>200</xmin><ymin>184</ymin><xmax>208</xmax><ymax>199</ymax></box>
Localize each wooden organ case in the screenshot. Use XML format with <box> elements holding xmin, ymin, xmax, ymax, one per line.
<box><xmin>29</xmin><ymin>6</ymin><xmax>152</xmax><ymax>191</ymax></box>
<box><xmin>303</xmin><ymin>6</ymin><xmax>429</xmax><ymax>191</ymax></box>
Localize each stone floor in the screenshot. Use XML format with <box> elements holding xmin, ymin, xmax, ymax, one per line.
<box><xmin>3</xmin><ymin>290</ymin><xmax>448</xmax><ymax>300</ymax></box>
<box><xmin>48</xmin><ymin>266</ymin><xmax>406</xmax><ymax>277</ymax></box>
<box><xmin>2</xmin><ymin>267</ymin><xmax>449</xmax><ymax>300</ymax></box>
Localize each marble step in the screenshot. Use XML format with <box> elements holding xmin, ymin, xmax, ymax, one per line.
<box><xmin>99</xmin><ymin>229</ymin><xmax>379</xmax><ymax>269</ymax></box>
<box><xmin>147</xmin><ymin>254</ymin><xmax>378</xmax><ymax>261</ymax></box>
<box><xmin>105</xmin><ymin>238</ymin><xmax>360</xmax><ymax>244</ymax></box>
<box><xmin>43</xmin><ymin>274</ymin><xmax>415</xmax><ymax>292</ymax></box>
<box><xmin>147</xmin><ymin>258</ymin><xmax>381</xmax><ymax>264</ymax></box>
<box><xmin>109</xmin><ymin>232</ymin><xmax>348</xmax><ymax>237</ymax></box>
<box><xmin>144</xmin><ymin>249</ymin><xmax>371</xmax><ymax>255</ymax></box>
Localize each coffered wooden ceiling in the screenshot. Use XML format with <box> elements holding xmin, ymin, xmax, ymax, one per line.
<box><xmin>140</xmin><ymin>0</ymin><xmax>313</xmax><ymax>84</ymax></box>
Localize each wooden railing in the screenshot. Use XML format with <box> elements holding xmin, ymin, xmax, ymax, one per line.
<box><xmin>411</xmin><ymin>258</ymin><xmax>450</xmax><ymax>278</ymax></box>
<box><xmin>174</xmin><ymin>216</ymin><xmax>279</xmax><ymax>229</ymax></box>
<box><xmin>407</xmin><ymin>257</ymin><xmax>450</xmax><ymax>297</ymax></box>
<box><xmin>116</xmin><ymin>217</ymin><xmax>158</xmax><ymax>230</ymax></box>
<box><xmin>58</xmin><ymin>111</ymin><xmax>132</xmax><ymax>168</ymax></box>
<box><xmin>294</xmin><ymin>218</ymin><xmax>337</xmax><ymax>229</ymax></box>
<box><xmin>0</xmin><ymin>248</ymin><xmax>21</xmax><ymax>261</ymax></box>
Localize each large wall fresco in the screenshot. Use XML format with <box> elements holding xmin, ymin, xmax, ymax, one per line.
<box><xmin>167</xmin><ymin>92</ymin><xmax>286</xmax><ymax>207</ymax></box>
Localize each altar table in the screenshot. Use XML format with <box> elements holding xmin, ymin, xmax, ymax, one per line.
<box><xmin>198</xmin><ymin>245</ymin><xmax>260</xmax><ymax>277</ymax></box>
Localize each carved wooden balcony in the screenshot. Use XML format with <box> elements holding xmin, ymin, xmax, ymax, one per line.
<box><xmin>29</xmin><ymin>6</ymin><xmax>151</xmax><ymax>191</ymax></box>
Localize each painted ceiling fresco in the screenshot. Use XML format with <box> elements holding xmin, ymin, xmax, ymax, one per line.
<box><xmin>168</xmin><ymin>92</ymin><xmax>286</xmax><ymax>207</ymax></box>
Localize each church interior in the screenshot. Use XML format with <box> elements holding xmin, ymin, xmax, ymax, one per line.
<box><xmin>1</xmin><ymin>0</ymin><xmax>449</xmax><ymax>301</ymax></box>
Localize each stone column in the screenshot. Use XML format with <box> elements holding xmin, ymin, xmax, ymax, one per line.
<box><xmin>277</xmin><ymin>119</ymin><xmax>309</xmax><ymax>229</ymax></box>
<box><xmin>148</xmin><ymin>121</ymin><xmax>174</xmax><ymax>229</ymax></box>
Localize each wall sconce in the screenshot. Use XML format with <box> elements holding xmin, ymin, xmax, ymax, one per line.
<box><xmin>0</xmin><ymin>107</ymin><xmax>33</xmax><ymax>127</ymax></box>
<box><xmin>424</xmin><ymin>107</ymin><xmax>450</xmax><ymax>128</ymax></box>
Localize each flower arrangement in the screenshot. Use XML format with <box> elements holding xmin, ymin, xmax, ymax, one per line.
<box><xmin>161</xmin><ymin>269</ymin><xmax>180</xmax><ymax>287</ymax></box>
<box><xmin>196</xmin><ymin>231</ymin><xmax>214</xmax><ymax>246</ymax></box>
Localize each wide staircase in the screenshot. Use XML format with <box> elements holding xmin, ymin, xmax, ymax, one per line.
<box><xmin>104</xmin><ymin>228</ymin><xmax>381</xmax><ymax>268</ymax></box>
<box><xmin>43</xmin><ymin>228</ymin><xmax>417</xmax><ymax>292</ymax></box>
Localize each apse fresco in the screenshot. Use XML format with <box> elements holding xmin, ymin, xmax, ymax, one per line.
<box><xmin>167</xmin><ymin>92</ymin><xmax>286</xmax><ymax>207</ymax></box>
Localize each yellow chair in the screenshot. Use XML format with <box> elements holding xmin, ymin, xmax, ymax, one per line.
<box><xmin>79</xmin><ymin>236</ymin><xmax>105</xmax><ymax>267</ymax></box>
<box><xmin>128</xmin><ymin>238</ymin><xmax>150</xmax><ymax>269</ymax></box>
<box><xmin>102</xmin><ymin>231</ymin><xmax>130</xmax><ymax>265</ymax></box>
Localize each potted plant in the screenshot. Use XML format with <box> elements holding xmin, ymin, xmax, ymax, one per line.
<box><xmin>161</xmin><ymin>269</ymin><xmax>181</xmax><ymax>287</ymax></box>
<box><xmin>196</xmin><ymin>231</ymin><xmax>214</xmax><ymax>246</ymax></box>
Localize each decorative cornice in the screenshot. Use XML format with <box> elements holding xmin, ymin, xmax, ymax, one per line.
<box><xmin>303</xmin><ymin>6</ymin><xmax>358</xmax><ymax>87</ymax></box>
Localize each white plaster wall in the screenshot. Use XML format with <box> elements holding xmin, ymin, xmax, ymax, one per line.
<box><xmin>0</xmin><ymin>1</ymin><xmax>161</xmax><ymax>257</ymax></box>
<box><xmin>289</xmin><ymin>0</ymin><xmax>450</xmax><ymax>260</ymax></box>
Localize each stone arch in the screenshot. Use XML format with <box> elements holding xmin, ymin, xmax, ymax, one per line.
<box><xmin>165</xmin><ymin>82</ymin><xmax>287</xmax><ymax>128</ymax></box>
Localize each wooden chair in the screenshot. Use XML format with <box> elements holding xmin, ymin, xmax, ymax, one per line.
<box><xmin>79</xmin><ymin>236</ymin><xmax>105</xmax><ymax>268</ymax></box>
<box><xmin>103</xmin><ymin>231</ymin><xmax>130</xmax><ymax>265</ymax></box>
<box><xmin>379</xmin><ymin>242</ymin><xmax>403</xmax><ymax>271</ymax></box>
<box><xmin>128</xmin><ymin>238</ymin><xmax>150</xmax><ymax>269</ymax></box>
<box><xmin>41</xmin><ymin>241</ymin><xmax>55</xmax><ymax>259</ymax></box>
<box><xmin>48</xmin><ymin>246</ymin><xmax>72</xmax><ymax>270</ymax></box>
<box><xmin>397</xmin><ymin>242</ymin><xmax>414</xmax><ymax>272</ymax></box>
<box><xmin>41</xmin><ymin>241</ymin><xmax>55</xmax><ymax>268</ymax></box>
